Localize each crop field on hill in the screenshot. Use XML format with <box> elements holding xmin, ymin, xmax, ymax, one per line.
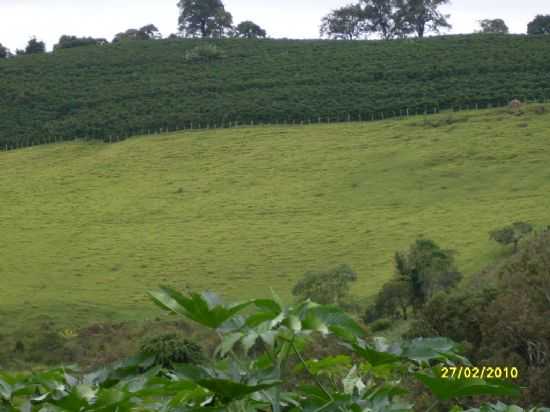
<box><xmin>2</xmin><ymin>34</ymin><xmax>550</xmax><ymax>149</ymax></box>
<box><xmin>1</xmin><ymin>106</ymin><xmax>550</xmax><ymax>338</ymax></box>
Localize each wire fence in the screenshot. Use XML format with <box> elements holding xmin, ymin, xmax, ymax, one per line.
<box><xmin>2</xmin><ymin>97</ymin><xmax>548</xmax><ymax>152</ymax></box>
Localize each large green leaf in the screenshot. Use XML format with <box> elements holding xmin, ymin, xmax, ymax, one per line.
<box><xmin>0</xmin><ymin>378</ymin><xmax>12</xmax><ymax>400</ymax></box>
<box><xmin>216</xmin><ymin>332</ymin><xmax>243</xmax><ymax>357</ymax></box>
<box><xmin>352</xmin><ymin>343</ymin><xmax>403</xmax><ymax>367</ymax></box>
<box><xmin>416</xmin><ymin>373</ymin><xmax>521</xmax><ymax>401</ymax></box>
<box><xmin>401</xmin><ymin>337</ymin><xmax>465</xmax><ymax>364</ymax></box>
<box><xmin>149</xmin><ymin>287</ymin><xmax>252</xmax><ymax>329</ymax></box>
<box><xmin>196</xmin><ymin>379</ymin><xmax>281</xmax><ymax>403</ymax></box>
<box><xmin>305</xmin><ymin>306</ymin><xmax>365</xmax><ymax>338</ymax></box>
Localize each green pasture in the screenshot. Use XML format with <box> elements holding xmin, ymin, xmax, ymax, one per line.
<box><xmin>1</xmin><ymin>106</ymin><xmax>549</xmax><ymax>336</ymax></box>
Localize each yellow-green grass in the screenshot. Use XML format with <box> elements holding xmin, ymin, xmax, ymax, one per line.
<box><xmin>1</xmin><ymin>106</ymin><xmax>549</xmax><ymax>334</ymax></box>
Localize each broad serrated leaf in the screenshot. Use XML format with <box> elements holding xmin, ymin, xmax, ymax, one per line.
<box><xmin>216</xmin><ymin>332</ymin><xmax>243</xmax><ymax>357</ymax></box>
<box><xmin>242</xmin><ymin>332</ymin><xmax>259</xmax><ymax>354</ymax></box>
<box><xmin>149</xmin><ymin>287</ymin><xmax>252</xmax><ymax>329</ymax></box>
<box><xmin>401</xmin><ymin>337</ymin><xmax>460</xmax><ymax>364</ymax></box>
<box><xmin>352</xmin><ymin>343</ymin><xmax>403</xmax><ymax>366</ymax></box>
<box><xmin>415</xmin><ymin>373</ymin><xmax>521</xmax><ymax>401</ymax></box>
<box><xmin>197</xmin><ymin>379</ymin><xmax>281</xmax><ymax>403</ymax></box>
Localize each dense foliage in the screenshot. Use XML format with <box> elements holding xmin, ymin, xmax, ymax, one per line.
<box><xmin>408</xmin><ymin>229</ymin><xmax>550</xmax><ymax>405</ymax></box>
<box><xmin>0</xmin><ymin>43</ymin><xmax>9</xmax><ymax>59</ymax></box>
<box><xmin>489</xmin><ymin>221</ymin><xmax>533</xmax><ymax>252</ymax></box>
<box><xmin>16</xmin><ymin>38</ymin><xmax>46</xmax><ymax>56</ymax></box>
<box><xmin>478</xmin><ymin>19</ymin><xmax>509</xmax><ymax>34</ymax></box>
<box><xmin>178</xmin><ymin>0</ymin><xmax>233</xmax><ymax>38</ymax></box>
<box><xmin>235</xmin><ymin>21</ymin><xmax>267</xmax><ymax>39</ymax></box>
<box><xmin>2</xmin><ymin>287</ymin><xmax>546</xmax><ymax>411</ymax></box>
<box><xmin>321</xmin><ymin>0</ymin><xmax>450</xmax><ymax>40</ymax></box>
<box><xmin>53</xmin><ymin>36</ymin><xmax>108</xmax><ymax>51</ymax></box>
<box><xmin>367</xmin><ymin>239</ymin><xmax>461</xmax><ymax>321</ymax></box>
<box><xmin>292</xmin><ymin>264</ymin><xmax>358</xmax><ymax>305</ymax></box>
<box><xmin>527</xmin><ymin>15</ymin><xmax>550</xmax><ymax>35</ymax></box>
<box><xmin>2</xmin><ymin>34</ymin><xmax>550</xmax><ymax>149</ymax></box>
<box><xmin>113</xmin><ymin>25</ymin><xmax>162</xmax><ymax>43</ymax></box>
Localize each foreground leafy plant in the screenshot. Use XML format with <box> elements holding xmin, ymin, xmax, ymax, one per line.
<box><xmin>0</xmin><ymin>287</ymin><xmax>546</xmax><ymax>411</ymax></box>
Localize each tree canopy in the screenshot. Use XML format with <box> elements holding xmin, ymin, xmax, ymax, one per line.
<box><xmin>177</xmin><ymin>0</ymin><xmax>233</xmax><ymax>38</ymax></box>
<box><xmin>292</xmin><ymin>264</ymin><xmax>358</xmax><ymax>305</ymax></box>
<box><xmin>320</xmin><ymin>4</ymin><xmax>367</xmax><ymax>40</ymax></box>
<box><xmin>527</xmin><ymin>14</ymin><xmax>550</xmax><ymax>35</ymax></box>
<box><xmin>54</xmin><ymin>35</ymin><xmax>108</xmax><ymax>51</ymax></box>
<box><xmin>113</xmin><ymin>25</ymin><xmax>161</xmax><ymax>42</ymax></box>
<box><xmin>235</xmin><ymin>21</ymin><xmax>267</xmax><ymax>38</ymax></box>
<box><xmin>0</xmin><ymin>43</ymin><xmax>9</xmax><ymax>59</ymax></box>
<box><xmin>478</xmin><ymin>18</ymin><xmax>509</xmax><ymax>34</ymax></box>
<box><xmin>395</xmin><ymin>0</ymin><xmax>451</xmax><ymax>38</ymax></box>
<box><xmin>490</xmin><ymin>221</ymin><xmax>533</xmax><ymax>252</ymax></box>
<box><xmin>18</xmin><ymin>37</ymin><xmax>46</xmax><ymax>55</ymax></box>
<box><xmin>320</xmin><ymin>0</ymin><xmax>450</xmax><ymax>40</ymax></box>
<box><xmin>395</xmin><ymin>239</ymin><xmax>461</xmax><ymax>309</ymax></box>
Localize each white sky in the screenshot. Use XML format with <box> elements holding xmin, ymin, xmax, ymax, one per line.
<box><xmin>1</xmin><ymin>0</ymin><xmax>549</xmax><ymax>51</ymax></box>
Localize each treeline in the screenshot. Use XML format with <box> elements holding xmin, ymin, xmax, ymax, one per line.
<box><xmin>0</xmin><ymin>0</ymin><xmax>269</xmax><ymax>58</ymax></box>
<box><xmin>1</xmin><ymin>34</ymin><xmax>550</xmax><ymax>149</ymax></box>
<box><xmin>320</xmin><ymin>0</ymin><xmax>550</xmax><ymax>40</ymax></box>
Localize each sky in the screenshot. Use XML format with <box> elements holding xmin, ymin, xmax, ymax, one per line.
<box><xmin>0</xmin><ymin>0</ymin><xmax>549</xmax><ymax>51</ymax></box>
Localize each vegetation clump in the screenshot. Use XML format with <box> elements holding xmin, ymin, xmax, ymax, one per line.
<box><xmin>408</xmin><ymin>228</ymin><xmax>550</xmax><ymax>405</ymax></box>
<box><xmin>140</xmin><ymin>333</ymin><xmax>204</xmax><ymax>367</ymax></box>
<box><xmin>292</xmin><ymin>264</ymin><xmax>357</xmax><ymax>306</ymax></box>
<box><xmin>0</xmin><ymin>287</ymin><xmax>545</xmax><ymax>410</ymax></box>
<box><xmin>367</xmin><ymin>239</ymin><xmax>461</xmax><ymax>321</ymax></box>
<box><xmin>489</xmin><ymin>221</ymin><xmax>533</xmax><ymax>252</ymax></box>
<box><xmin>184</xmin><ymin>43</ymin><xmax>225</xmax><ymax>62</ymax></box>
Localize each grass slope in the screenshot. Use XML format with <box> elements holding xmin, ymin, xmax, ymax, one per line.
<box><xmin>2</xmin><ymin>34</ymin><xmax>550</xmax><ymax>148</ymax></box>
<box><xmin>1</xmin><ymin>106</ymin><xmax>550</xmax><ymax>336</ymax></box>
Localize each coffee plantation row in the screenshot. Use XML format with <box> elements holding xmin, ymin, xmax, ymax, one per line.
<box><xmin>2</xmin><ymin>34</ymin><xmax>550</xmax><ymax>149</ymax></box>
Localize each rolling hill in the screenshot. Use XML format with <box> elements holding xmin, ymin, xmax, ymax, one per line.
<box><xmin>1</xmin><ymin>105</ymin><xmax>549</xmax><ymax>336</ymax></box>
<box><xmin>2</xmin><ymin>34</ymin><xmax>550</xmax><ymax>149</ymax></box>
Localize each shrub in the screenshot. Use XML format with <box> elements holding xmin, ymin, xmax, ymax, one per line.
<box><xmin>184</xmin><ymin>44</ymin><xmax>225</xmax><ymax>62</ymax></box>
<box><xmin>292</xmin><ymin>263</ymin><xmax>357</xmax><ymax>305</ymax></box>
<box><xmin>489</xmin><ymin>221</ymin><xmax>533</xmax><ymax>252</ymax></box>
<box><xmin>139</xmin><ymin>333</ymin><xmax>204</xmax><ymax>367</ymax></box>
<box><xmin>369</xmin><ymin>318</ymin><xmax>392</xmax><ymax>332</ymax></box>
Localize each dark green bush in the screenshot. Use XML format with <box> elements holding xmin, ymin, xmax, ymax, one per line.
<box><xmin>184</xmin><ymin>44</ymin><xmax>225</xmax><ymax>62</ymax></box>
<box><xmin>369</xmin><ymin>318</ymin><xmax>392</xmax><ymax>332</ymax></box>
<box><xmin>139</xmin><ymin>333</ymin><xmax>204</xmax><ymax>367</ymax></box>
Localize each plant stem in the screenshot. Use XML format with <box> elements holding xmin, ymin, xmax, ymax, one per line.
<box><xmin>426</xmin><ymin>400</ymin><xmax>439</xmax><ymax>412</ymax></box>
<box><xmin>291</xmin><ymin>342</ymin><xmax>333</xmax><ymax>402</ymax></box>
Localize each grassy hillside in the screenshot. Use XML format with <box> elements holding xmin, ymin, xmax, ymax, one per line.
<box><xmin>1</xmin><ymin>105</ymin><xmax>550</xmax><ymax>338</ymax></box>
<box><xmin>2</xmin><ymin>34</ymin><xmax>550</xmax><ymax>148</ymax></box>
